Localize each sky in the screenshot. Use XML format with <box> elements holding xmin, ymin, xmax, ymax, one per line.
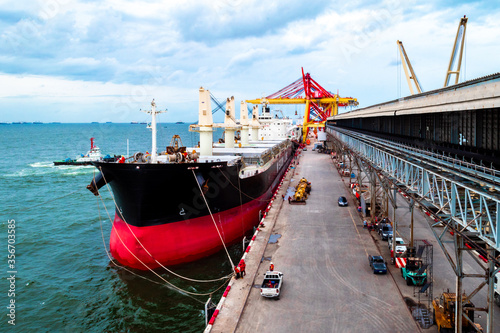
<box><xmin>0</xmin><ymin>0</ymin><xmax>498</xmax><ymax>123</ymax></box>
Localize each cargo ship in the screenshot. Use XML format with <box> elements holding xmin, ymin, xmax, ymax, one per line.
<box><xmin>87</xmin><ymin>88</ymin><xmax>301</xmax><ymax>270</ymax></box>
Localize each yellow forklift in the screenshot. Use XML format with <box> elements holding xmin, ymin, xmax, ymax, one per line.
<box><xmin>433</xmin><ymin>291</ymin><xmax>482</xmax><ymax>332</ymax></box>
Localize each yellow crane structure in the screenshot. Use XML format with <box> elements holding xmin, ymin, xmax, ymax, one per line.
<box><xmin>397</xmin><ymin>40</ymin><xmax>423</xmax><ymax>95</ymax></box>
<box><xmin>445</xmin><ymin>16</ymin><xmax>468</xmax><ymax>87</ymax></box>
<box><xmin>246</xmin><ymin>68</ymin><xmax>358</xmax><ymax>142</ymax></box>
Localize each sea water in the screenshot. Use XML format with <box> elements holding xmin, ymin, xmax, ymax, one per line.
<box><xmin>0</xmin><ymin>123</ymin><xmax>240</xmax><ymax>332</ymax></box>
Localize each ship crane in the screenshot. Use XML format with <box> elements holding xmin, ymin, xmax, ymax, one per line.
<box><xmin>246</xmin><ymin>68</ymin><xmax>358</xmax><ymax>142</ymax></box>
<box><xmin>397</xmin><ymin>40</ymin><xmax>423</xmax><ymax>95</ymax></box>
<box><xmin>444</xmin><ymin>16</ymin><xmax>468</xmax><ymax>87</ymax></box>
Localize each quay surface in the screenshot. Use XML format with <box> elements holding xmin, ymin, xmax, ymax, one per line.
<box><xmin>209</xmin><ymin>147</ymin><xmax>421</xmax><ymax>332</ymax></box>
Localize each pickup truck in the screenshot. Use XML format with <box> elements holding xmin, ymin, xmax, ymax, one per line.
<box><xmin>260</xmin><ymin>271</ymin><xmax>284</xmax><ymax>299</ymax></box>
<box><xmin>368</xmin><ymin>255</ymin><xmax>387</xmax><ymax>274</ymax></box>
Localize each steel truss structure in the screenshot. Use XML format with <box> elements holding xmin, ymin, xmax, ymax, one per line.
<box><xmin>327</xmin><ymin>125</ymin><xmax>500</xmax><ymax>333</ymax></box>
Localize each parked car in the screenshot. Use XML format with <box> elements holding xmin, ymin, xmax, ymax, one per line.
<box><xmin>378</xmin><ymin>223</ymin><xmax>393</xmax><ymax>240</ymax></box>
<box><xmin>369</xmin><ymin>255</ymin><xmax>387</xmax><ymax>274</ymax></box>
<box><xmin>388</xmin><ymin>237</ymin><xmax>407</xmax><ymax>255</ymax></box>
<box><xmin>338</xmin><ymin>196</ymin><xmax>348</xmax><ymax>206</ymax></box>
<box><xmin>260</xmin><ymin>271</ymin><xmax>284</xmax><ymax>299</ymax></box>
<box><xmin>303</xmin><ymin>147</ymin><xmax>307</xmax><ymax>151</ymax></box>
<box><xmin>312</xmin><ymin>143</ymin><xmax>324</xmax><ymax>152</ymax></box>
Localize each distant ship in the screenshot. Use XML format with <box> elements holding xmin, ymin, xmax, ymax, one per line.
<box><xmin>130</xmin><ymin>121</ymin><xmax>139</xmax><ymax>124</ymax></box>
<box><xmin>175</xmin><ymin>121</ymin><xmax>185</xmax><ymax>124</ymax></box>
<box><xmin>87</xmin><ymin>91</ymin><xmax>302</xmax><ymax>269</ymax></box>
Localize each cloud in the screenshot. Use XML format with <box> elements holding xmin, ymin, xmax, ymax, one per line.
<box><xmin>170</xmin><ymin>0</ymin><xmax>332</xmax><ymax>43</ymax></box>
<box><xmin>0</xmin><ymin>0</ymin><xmax>498</xmax><ymax>123</ymax></box>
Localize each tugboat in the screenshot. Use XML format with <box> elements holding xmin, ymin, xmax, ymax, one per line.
<box><xmin>54</xmin><ymin>138</ymin><xmax>118</xmax><ymax>166</ymax></box>
<box><xmin>87</xmin><ymin>90</ymin><xmax>301</xmax><ymax>270</ymax></box>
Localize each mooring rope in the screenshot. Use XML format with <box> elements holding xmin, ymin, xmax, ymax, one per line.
<box><xmin>95</xmin><ymin>185</ymin><xmax>231</xmax><ymax>297</ymax></box>
<box><xmin>96</xmin><ymin>167</ymin><xmax>233</xmax><ymax>284</ymax></box>
<box><xmin>190</xmin><ymin>169</ymin><xmax>235</xmax><ymax>269</ymax></box>
<box><xmin>30</xmin><ymin>189</ymin><xmax>80</xmax><ymax>208</ymax></box>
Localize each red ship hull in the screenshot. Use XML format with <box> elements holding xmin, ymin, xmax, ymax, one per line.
<box><xmin>110</xmin><ymin>189</ymin><xmax>272</xmax><ymax>270</ymax></box>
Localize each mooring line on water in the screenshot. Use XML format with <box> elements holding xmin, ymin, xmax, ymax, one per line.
<box><xmin>96</xmin><ymin>195</ymin><xmax>229</xmax><ymax>303</ymax></box>
<box><xmin>191</xmin><ymin>169</ymin><xmax>235</xmax><ymax>269</ymax></box>
<box><xmin>97</xmin><ymin>167</ymin><xmax>233</xmax><ymax>284</ymax></box>
<box><xmin>96</xmin><ymin>187</ymin><xmax>231</xmax><ymax>297</ymax></box>
<box><xmin>30</xmin><ymin>189</ymin><xmax>80</xmax><ymax>208</ymax></box>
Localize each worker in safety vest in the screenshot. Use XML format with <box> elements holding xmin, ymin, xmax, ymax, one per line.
<box><xmin>239</xmin><ymin>259</ymin><xmax>246</xmax><ymax>277</ymax></box>
<box><xmin>234</xmin><ymin>266</ymin><xmax>240</xmax><ymax>279</ymax></box>
<box><xmin>269</xmin><ymin>262</ymin><xmax>274</xmax><ymax>271</ymax></box>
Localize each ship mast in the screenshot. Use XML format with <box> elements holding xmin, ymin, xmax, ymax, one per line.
<box><xmin>142</xmin><ymin>99</ymin><xmax>167</xmax><ymax>163</ymax></box>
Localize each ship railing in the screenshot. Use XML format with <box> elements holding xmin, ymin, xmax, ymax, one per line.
<box><xmin>242</xmin><ymin>157</ymin><xmax>260</xmax><ymax>165</ymax></box>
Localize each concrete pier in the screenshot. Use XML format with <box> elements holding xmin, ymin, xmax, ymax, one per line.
<box><xmin>209</xmin><ymin>147</ymin><xmax>421</xmax><ymax>332</ymax></box>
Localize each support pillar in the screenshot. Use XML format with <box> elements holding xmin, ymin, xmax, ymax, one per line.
<box><xmin>391</xmin><ymin>186</ymin><xmax>397</xmax><ymax>262</ymax></box>
<box><xmin>370</xmin><ymin>169</ymin><xmax>377</xmax><ymax>223</ymax></box>
<box><xmin>455</xmin><ymin>231</ymin><xmax>464</xmax><ymax>332</ymax></box>
<box><xmin>409</xmin><ymin>199</ymin><xmax>414</xmax><ymax>248</ymax></box>
<box><xmin>487</xmin><ymin>245</ymin><xmax>495</xmax><ymax>333</ymax></box>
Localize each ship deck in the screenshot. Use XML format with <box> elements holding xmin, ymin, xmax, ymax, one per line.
<box><xmin>182</xmin><ymin>139</ymin><xmax>290</xmax><ymax>163</ymax></box>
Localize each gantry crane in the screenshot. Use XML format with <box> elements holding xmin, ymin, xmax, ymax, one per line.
<box><xmin>246</xmin><ymin>68</ymin><xmax>358</xmax><ymax>142</ymax></box>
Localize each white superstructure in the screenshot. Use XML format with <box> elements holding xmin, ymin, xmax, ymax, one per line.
<box><xmin>258</xmin><ymin>107</ymin><xmax>296</xmax><ymax>141</ymax></box>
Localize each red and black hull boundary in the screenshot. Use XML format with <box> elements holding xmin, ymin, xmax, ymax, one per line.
<box><xmin>92</xmin><ymin>142</ymin><xmax>296</xmax><ymax>269</ymax></box>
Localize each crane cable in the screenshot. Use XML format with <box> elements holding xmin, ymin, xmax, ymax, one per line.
<box><xmin>191</xmin><ymin>169</ymin><xmax>235</xmax><ymax>269</ymax></box>
<box><xmin>95</xmin><ymin>182</ymin><xmax>231</xmax><ymax>297</ymax></box>
<box><xmin>97</xmin><ymin>167</ymin><xmax>234</xmax><ymax>283</ymax></box>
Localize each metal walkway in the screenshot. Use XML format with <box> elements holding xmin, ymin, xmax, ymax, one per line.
<box><xmin>328</xmin><ymin>125</ymin><xmax>500</xmax><ymax>254</ymax></box>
